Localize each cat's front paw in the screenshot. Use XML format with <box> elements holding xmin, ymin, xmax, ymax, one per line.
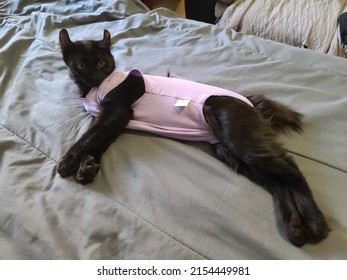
<box><xmin>57</xmin><ymin>153</ymin><xmax>80</xmax><ymax>178</ymax></box>
<box><xmin>76</xmin><ymin>155</ymin><xmax>100</xmax><ymax>185</ymax></box>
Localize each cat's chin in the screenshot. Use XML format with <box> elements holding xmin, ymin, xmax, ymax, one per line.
<box><xmin>91</xmin><ymin>72</ymin><xmax>113</xmax><ymax>87</ymax></box>
<box><xmin>81</xmin><ymin>78</ymin><xmax>101</xmax><ymax>89</ymax></box>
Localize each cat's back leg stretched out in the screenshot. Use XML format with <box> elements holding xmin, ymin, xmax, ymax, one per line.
<box><xmin>203</xmin><ymin>95</ymin><xmax>329</xmax><ymax>246</ymax></box>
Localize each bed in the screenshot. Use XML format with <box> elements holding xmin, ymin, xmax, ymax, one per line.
<box><xmin>0</xmin><ymin>0</ymin><xmax>346</xmax><ymax>259</ymax></box>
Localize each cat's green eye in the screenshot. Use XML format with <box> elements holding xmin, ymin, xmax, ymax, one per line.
<box><xmin>97</xmin><ymin>60</ymin><xmax>106</xmax><ymax>68</ymax></box>
<box><xmin>75</xmin><ymin>62</ymin><xmax>86</xmax><ymax>71</ymax></box>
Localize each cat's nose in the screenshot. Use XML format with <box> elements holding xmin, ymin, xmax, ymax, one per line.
<box><xmin>90</xmin><ymin>73</ymin><xmax>100</xmax><ymax>85</ymax></box>
<box><xmin>91</xmin><ymin>73</ymin><xmax>98</xmax><ymax>80</ymax></box>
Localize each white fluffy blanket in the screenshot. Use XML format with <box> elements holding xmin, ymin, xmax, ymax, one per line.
<box><xmin>217</xmin><ymin>0</ymin><xmax>347</xmax><ymax>57</ymax></box>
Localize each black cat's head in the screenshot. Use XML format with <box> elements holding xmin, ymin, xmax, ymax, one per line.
<box><xmin>59</xmin><ymin>29</ymin><xmax>116</xmax><ymax>97</ymax></box>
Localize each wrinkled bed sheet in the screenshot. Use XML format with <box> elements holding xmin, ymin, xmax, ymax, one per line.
<box><xmin>0</xmin><ymin>0</ymin><xmax>346</xmax><ymax>259</ymax></box>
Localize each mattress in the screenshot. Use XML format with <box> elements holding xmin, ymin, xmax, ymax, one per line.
<box><xmin>0</xmin><ymin>0</ymin><xmax>346</xmax><ymax>259</ymax></box>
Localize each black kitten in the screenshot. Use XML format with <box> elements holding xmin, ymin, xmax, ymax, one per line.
<box><xmin>58</xmin><ymin>29</ymin><xmax>328</xmax><ymax>247</ymax></box>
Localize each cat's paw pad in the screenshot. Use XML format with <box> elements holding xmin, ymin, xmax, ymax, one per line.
<box><xmin>57</xmin><ymin>153</ymin><xmax>80</xmax><ymax>178</ymax></box>
<box><xmin>76</xmin><ymin>155</ymin><xmax>100</xmax><ymax>185</ymax></box>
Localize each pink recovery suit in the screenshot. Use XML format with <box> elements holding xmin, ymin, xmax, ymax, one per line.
<box><xmin>83</xmin><ymin>69</ymin><xmax>253</xmax><ymax>144</ymax></box>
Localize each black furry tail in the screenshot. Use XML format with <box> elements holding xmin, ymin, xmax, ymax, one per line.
<box><xmin>247</xmin><ymin>95</ymin><xmax>303</xmax><ymax>135</ymax></box>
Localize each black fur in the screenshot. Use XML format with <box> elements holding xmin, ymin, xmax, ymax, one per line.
<box><xmin>58</xmin><ymin>29</ymin><xmax>329</xmax><ymax>246</ymax></box>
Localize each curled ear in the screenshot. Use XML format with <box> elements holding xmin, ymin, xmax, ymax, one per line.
<box><xmin>59</xmin><ymin>29</ymin><xmax>74</xmax><ymax>49</ymax></box>
<box><xmin>99</xmin><ymin>29</ymin><xmax>111</xmax><ymax>48</ymax></box>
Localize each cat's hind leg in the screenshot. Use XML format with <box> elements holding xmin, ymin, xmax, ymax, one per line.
<box><xmin>204</xmin><ymin>96</ymin><xmax>328</xmax><ymax>246</ymax></box>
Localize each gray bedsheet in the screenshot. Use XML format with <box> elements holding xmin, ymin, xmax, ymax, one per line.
<box><xmin>0</xmin><ymin>0</ymin><xmax>346</xmax><ymax>259</ymax></box>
